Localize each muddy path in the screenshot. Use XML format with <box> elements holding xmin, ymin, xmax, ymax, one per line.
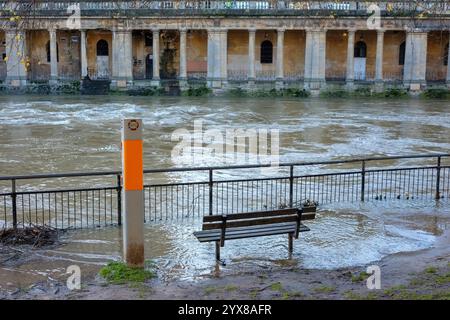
<box><xmin>1</xmin><ymin>229</ymin><xmax>449</xmax><ymax>300</ymax></box>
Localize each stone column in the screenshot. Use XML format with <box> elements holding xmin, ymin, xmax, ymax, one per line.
<box><xmin>345</xmin><ymin>29</ymin><xmax>355</xmax><ymax>88</ymax></box>
<box><xmin>403</xmin><ymin>30</ymin><xmax>428</xmax><ymax>91</ymax></box>
<box><xmin>80</xmin><ymin>30</ymin><xmax>88</xmax><ymax>78</ymax></box>
<box><xmin>179</xmin><ymin>28</ymin><xmax>187</xmax><ymax>87</ymax></box>
<box><xmin>276</xmin><ymin>28</ymin><xmax>285</xmax><ymax>88</ymax></box>
<box><xmin>5</xmin><ymin>29</ymin><xmax>27</xmax><ymax>87</ymax></box>
<box><xmin>304</xmin><ymin>29</ymin><xmax>326</xmax><ymax>90</ymax></box>
<box><xmin>49</xmin><ymin>29</ymin><xmax>58</xmax><ymax>84</ymax></box>
<box><xmin>152</xmin><ymin>29</ymin><xmax>160</xmax><ymax>85</ymax></box>
<box><xmin>207</xmin><ymin>28</ymin><xmax>227</xmax><ymax>89</ymax></box>
<box><xmin>220</xmin><ymin>29</ymin><xmax>228</xmax><ymax>86</ymax></box>
<box><xmin>375</xmin><ymin>30</ymin><xmax>385</xmax><ymax>86</ymax></box>
<box><xmin>111</xmin><ymin>28</ymin><xmax>133</xmax><ymax>88</ymax></box>
<box><xmin>248</xmin><ymin>29</ymin><xmax>256</xmax><ymax>84</ymax></box>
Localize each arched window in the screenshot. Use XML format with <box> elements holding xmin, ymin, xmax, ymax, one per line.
<box><xmin>399</xmin><ymin>41</ymin><xmax>406</xmax><ymax>65</ymax></box>
<box><xmin>260</xmin><ymin>40</ymin><xmax>273</xmax><ymax>64</ymax></box>
<box><xmin>46</xmin><ymin>41</ymin><xmax>59</xmax><ymax>63</ymax></box>
<box><xmin>96</xmin><ymin>40</ymin><xmax>109</xmax><ymax>56</ymax></box>
<box><xmin>444</xmin><ymin>43</ymin><xmax>449</xmax><ymax>66</ymax></box>
<box><xmin>354</xmin><ymin>41</ymin><xmax>367</xmax><ymax>58</ymax></box>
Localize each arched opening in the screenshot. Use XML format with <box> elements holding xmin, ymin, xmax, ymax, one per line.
<box><xmin>354</xmin><ymin>41</ymin><xmax>367</xmax><ymax>58</ymax></box>
<box><xmin>444</xmin><ymin>42</ymin><xmax>449</xmax><ymax>66</ymax></box>
<box><xmin>353</xmin><ymin>41</ymin><xmax>367</xmax><ymax>80</ymax></box>
<box><xmin>46</xmin><ymin>41</ymin><xmax>59</xmax><ymax>63</ymax></box>
<box><xmin>399</xmin><ymin>41</ymin><xmax>406</xmax><ymax>65</ymax></box>
<box><xmin>96</xmin><ymin>39</ymin><xmax>110</xmax><ymax>79</ymax></box>
<box><xmin>96</xmin><ymin>39</ymin><xmax>109</xmax><ymax>56</ymax></box>
<box><xmin>260</xmin><ymin>40</ymin><xmax>273</xmax><ymax>64</ymax></box>
<box><xmin>146</xmin><ymin>53</ymin><xmax>153</xmax><ymax>79</ymax></box>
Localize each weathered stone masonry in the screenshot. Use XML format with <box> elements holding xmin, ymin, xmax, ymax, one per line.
<box><xmin>0</xmin><ymin>1</ymin><xmax>449</xmax><ymax>92</ymax></box>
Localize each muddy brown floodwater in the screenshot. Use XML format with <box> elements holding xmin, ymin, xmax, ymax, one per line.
<box><xmin>0</xmin><ymin>95</ymin><xmax>449</xmax><ymax>298</ymax></box>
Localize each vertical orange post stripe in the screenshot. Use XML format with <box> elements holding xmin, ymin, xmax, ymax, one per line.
<box><xmin>123</xmin><ymin>140</ymin><xmax>143</xmax><ymax>191</ymax></box>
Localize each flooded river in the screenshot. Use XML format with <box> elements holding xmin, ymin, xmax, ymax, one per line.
<box><xmin>0</xmin><ymin>95</ymin><xmax>449</xmax><ymax>285</ymax></box>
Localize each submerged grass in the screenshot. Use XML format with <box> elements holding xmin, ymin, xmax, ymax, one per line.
<box><xmin>99</xmin><ymin>261</ymin><xmax>156</xmax><ymax>285</ymax></box>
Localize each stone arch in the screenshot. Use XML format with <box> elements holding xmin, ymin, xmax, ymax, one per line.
<box><xmin>260</xmin><ymin>40</ymin><xmax>273</xmax><ymax>64</ymax></box>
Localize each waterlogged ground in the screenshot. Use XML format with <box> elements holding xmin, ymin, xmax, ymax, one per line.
<box><xmin>0</xmin><ymin>95</ymin><xmax>449</xmax><ymax>299</ymax></box>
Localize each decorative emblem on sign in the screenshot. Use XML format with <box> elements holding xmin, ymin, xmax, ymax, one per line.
<box><xmin>128</xmin><ymin>120</ymin><xmax>140</xmax><ymax>131</ymax></box>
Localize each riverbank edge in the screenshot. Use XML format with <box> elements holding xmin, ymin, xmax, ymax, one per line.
<box><xmin>1</xmin><ymin>229</ymin><xmax>449</xmax><ymax>300</ymax></box>
<box><xmin>1</xmin><ymin>81</ymin><xmax>449</xmax><ymax>99</ymax></box>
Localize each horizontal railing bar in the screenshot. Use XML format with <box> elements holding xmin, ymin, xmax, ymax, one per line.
<box><xmin>1</xmin><ymin>153</ymin><xmax>448</xmax><ymax>181</ymax></box>
<box><xmin>0</xmin><ymin>186</ymin><xmax>118</xmax><ymax>196</ymax></box>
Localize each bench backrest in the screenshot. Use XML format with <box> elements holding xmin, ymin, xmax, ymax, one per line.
<box><xmin>202</xmin><ymin>208</ymin><xmax>307</xmax><ymax>231</ymax></box>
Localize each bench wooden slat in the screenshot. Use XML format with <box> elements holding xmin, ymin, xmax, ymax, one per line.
<box><xmin>202</xmin><ymin>214</ymin><xmax>298</xmax><ymax>230</ymax></box>
<box><xmin>194</xmin><ymin>223</ymin><xmax>310</xmax><ymax>242</ymax></box>
<box><xmin>196</xmin><ymin>221</ymin><xmax>298</xmax><ymax>236</ymax></box>
<box><xmin>203</xmin><ymin>208</ymin><xmax>299</xmax><ymax>222</ymax></box>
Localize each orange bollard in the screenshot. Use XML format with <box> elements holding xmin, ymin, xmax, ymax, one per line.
<box><xmin>121</xmin><ymin>119</ymin><xmax>144</xmax><ymax>267</ymax></box>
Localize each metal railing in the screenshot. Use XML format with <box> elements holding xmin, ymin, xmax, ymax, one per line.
<box><xmin>1</xmin><ymin>153</ymin><xmax>449</xmax><ymax>230</ymax></box>
<box><xmin>0</xmin><ymin>1</ymin><xmax>448</xmax><ymax>16</ymax></box>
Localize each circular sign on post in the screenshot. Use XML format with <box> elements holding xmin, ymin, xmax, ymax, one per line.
<box><xmin>128</xmin><ymin>119</ymin><xmax>140</xmax><ymax>131</ymax></box>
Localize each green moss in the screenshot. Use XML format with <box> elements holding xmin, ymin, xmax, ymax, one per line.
<box><xmin>435</xmin><ymin>272</ymin><xmax>450</xmax><ymax>285</ymax></box>
<box><xmin>99</xmin><ymin>261</ymin><xmax>156</xmax><ymax>284</ymax></box>
<box><xmin>224</xmin><ymin>285</ymin><xmax>239</xmax><ymax>292</ymax></box>
<box><xmin>281</xmin><ymin>291</ymin><xmax>304</xmax><ymax>300</ymax></box>
<box><xmin>344</xmin><ymin>291</ymin><xmax>363</xmax><ymax>300</ymax></box>
<box><xmin>351</xmin><ymin>271</ymin><xmax>370</xmax><ymax>282</ymax></box>
<box><xmin>204</xmin><ymin>286</ymin><xmax>217</xmax><ymax>295</ymax></box>
<box><xmin>424</xmin><ymin>266</ymin><xmax>438</xmax><ymax>274</ymax></box>
<box><xmin>313</xmin><ymin>285</ymin><xmax>336</xmax><ymax>294</ymax></box>
<box><xmin>249</xmin><ymin>289</ymin><xmax>259</xmax><ymax>299</ymax></box>
<box><xmin>270</xmin><ymin>282</ymin><xmax>283</xmax><ymax>292</ymax></box>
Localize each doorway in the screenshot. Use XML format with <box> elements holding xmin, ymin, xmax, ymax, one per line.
<box><xmin>96</xmin><ymin>39</ymin><xmax>109</xmax><ymax>79</ymax></box>
<box><xmin>146</xmin><ymin>54</ymin><xmax>153</xmax><ymax>79</ymax></box>
<box><xmin>354</xmin><ymin>41</ymin><xmax>367</xmax><ymax>80</ymax></box>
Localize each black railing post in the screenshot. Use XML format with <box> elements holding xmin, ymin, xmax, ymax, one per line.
<box><xmin>209</xmin><ymin>169</ymin><xmax>213</xmax><ymax>215</ymax></box>
<box><xmin>11</xmin><ymin>179</ymin><xmax>17</xmax><ymax>230</ymax></box>
<box><xmin>435</xmin><ymin>156</ymin><xmax>441</xmax><ymax>200</ymax></box>
<box><xmin>289</xmin><ymin>165</ymin><xmax>294</xmax><ymax>208</ymax></box>
<box><xmin>117</xmin><ymin>174</ymin><xmax>122</xmax><ymax>226</ymax></box>
<box><xmin>361</xmin><ymin>161</ymin><xmax>366</xmax><ymax>202</ymax></box>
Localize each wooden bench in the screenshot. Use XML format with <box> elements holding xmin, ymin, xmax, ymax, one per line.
<box><xmin>193</xmin><ymin>207</ymin><xmax>316</xmax><ymax>261</ymax></box>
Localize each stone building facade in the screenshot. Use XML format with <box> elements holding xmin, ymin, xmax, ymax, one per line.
<box><xmin>0</xmin><ymin>1</ymin><xmax>449</xmax><ymax>92</ymax></box>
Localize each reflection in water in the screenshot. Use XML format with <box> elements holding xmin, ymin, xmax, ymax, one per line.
<box><xmin>0</xmin><ymin>96</ymin><xmax>450</xmax><ymax>285</ymax></box>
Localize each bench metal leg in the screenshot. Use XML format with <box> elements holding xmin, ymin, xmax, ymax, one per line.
<box><xmin>288</xmin><ymin>233</ymin><xmax>293</xmax><ymax>254</ymax></box>
<box><xmin>215</xmin><ymin>241</ymin><xmax>221</xmax><ymax>261</ymax></box>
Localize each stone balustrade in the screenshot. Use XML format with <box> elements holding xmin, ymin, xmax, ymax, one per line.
<box><xmin>0</xmin><ymin>1</ymin><xmax>449</xmax><ymax>16</ymax></box>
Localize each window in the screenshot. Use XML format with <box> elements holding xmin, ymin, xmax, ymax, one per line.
<box><xmin>145</xmin><ymin>33</ymin><xmax>153</xmax><ymax>47</ymax></box>
<box><xmin>96</xmin><ymin>40</ymin><xmax>109</xmax><ymax>56</ymax></box>
<box><xmin>399</xmin><ymin>41</ymin><xmax>406</xmax><ymax>65</ymax></box>
<box><xmin>46</xmin><ymin>41</ymin><xmax>59</xmax><ymax>63</ymax></box>
<box><xmin>260</xmin><ymin>40</ymin><xmax>273</xmax><ymax>64</ymax></box>
<box><xmin>444</xmin><ymin>43</ymin><xmax>449</xmax><ymax>66</ymax></box>
<box><xmin>354</xmin><ymin>41</ymin><xmax>367</xmax><ymax>58</ymax></box>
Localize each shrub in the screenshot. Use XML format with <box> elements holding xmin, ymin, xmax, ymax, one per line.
<box><xmin>183</xmin><ymin>85</ymin><xmax>211</xmax><ymax>97</ymax></box>
<box><xmin>422</xmin><ymin>88</ymin><xmax>450</xmax><ymax>99</ymax></box>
